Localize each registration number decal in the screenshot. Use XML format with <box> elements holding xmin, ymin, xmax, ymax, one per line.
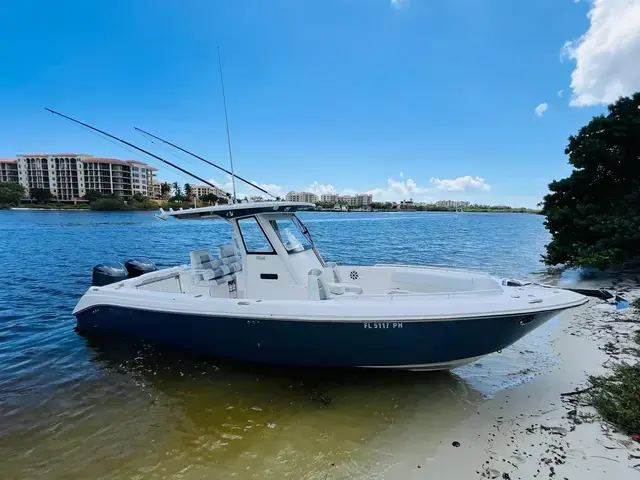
<box><xmin>364</xmin><ymin>322</ymin><xmax>403</xmax><ymax>329</ymax></box>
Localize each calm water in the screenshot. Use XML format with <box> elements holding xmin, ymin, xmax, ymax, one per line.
<box><xmin>0</xmin><ymin>211</ymin><xmax>557</xmax><ymax>479</ymax></box>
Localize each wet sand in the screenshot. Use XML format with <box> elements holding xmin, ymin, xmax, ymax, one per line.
<box><xmin>383</xmin><ymin>279</ymin><xmax>640</xmax><ymax>479</ymax></box>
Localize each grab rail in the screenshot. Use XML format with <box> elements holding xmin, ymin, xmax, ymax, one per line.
<box><xmin>333</xmin><ymin>288</ymin><xmax>503</xmax><ymax>301</ymax></box>
<box><xmin>373</xmin><ymin>264</ymin><xmax>490</xmax><ymax>276</ymax></box>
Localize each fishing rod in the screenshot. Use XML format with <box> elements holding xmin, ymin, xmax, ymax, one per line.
<box><xmin>45</xmin><ymin>108</ymin><xmax>227</xmax><ymax>195</ymax></box>
<box><xmin>134</xmin><ymin>127</ymin><xmax>276</xmax><ymax>199</ymax></box>
<box><xmin>217</xmin><ymin>46</ymin><xmax>238</xmax><ymax>203</ymax></box>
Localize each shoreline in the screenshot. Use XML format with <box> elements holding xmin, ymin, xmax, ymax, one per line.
<box><xmin>4</xmin><ymin>207</ymin><xmax>540</xmax><ymax>214</ymax></box>
<box><xmin>380</xmin><ymin>276</ymin><xmax>640</xmax><ymax>479</ymax></box>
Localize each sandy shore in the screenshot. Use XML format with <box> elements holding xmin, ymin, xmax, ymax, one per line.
<box><xmin>383</xmin><ymin>277</ymin><xmax>640</xmax><ymax>479</ymax></box>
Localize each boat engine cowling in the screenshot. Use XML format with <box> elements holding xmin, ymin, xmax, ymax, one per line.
<box><xmin>92</xmin><ymin>262</ymin><xmax>129</xmax><ymax>286</ymax></box>
<box><xmin>124</xmin><ymin>257</ymin><xmax>157</xmax><ymax>278</ymax></box>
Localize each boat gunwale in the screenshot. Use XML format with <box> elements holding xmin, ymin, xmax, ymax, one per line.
<box><xmin>72</xmin><ymin>297</ymin><xmax>587</xmax><ymax>322</ymax></box>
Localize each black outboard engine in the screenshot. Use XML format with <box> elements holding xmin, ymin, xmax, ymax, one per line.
<box><xmin>124</xmin><ymin>257</ymin><xmax>157</xmax><ymax>278</ymax></box>
<box><xmin>92</xmin><ymin>262</ymin><xmax>129</xmax><ymax>287</ymax></box>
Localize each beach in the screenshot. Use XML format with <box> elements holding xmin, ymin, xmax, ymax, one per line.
<box><xmin>381</xmin><ymin>276</ymin><xmax>640</xmax><ymax>480</ymax></box>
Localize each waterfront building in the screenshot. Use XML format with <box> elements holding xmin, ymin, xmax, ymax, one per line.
<box><xmin>320</xmin><ymin>193</ymin><xmax>340</xmax><ymax>204</ymax></box>
<box><xmin>192</xmin><ymin>184</ymin><xmax>228</xmax><ymax>200</ymax></box>
<box><xmin>319</xmin><ymin>193</ymin><xmax>372</xmax><ymax>207</ymax></box>
<box><xmin>0</xmin><ymin>159</ymin><xmax>19</xmax><ymax>183</ymax></box>
<box><xmin>435</xmin><ymin>200</ymin><xmax>471</xmax><ymax>208</ymax></box>
<box><xmin>285</xmin><ymin>191</ymin><xmax>318</xmax><ymax>203</ymax></box>
<box><xmin>150</xmin><ymin>181</ymin><xmax>165</xmax><ymax>199</ymax></box>
<box><xmin>13</xmin><ymin>153</ymin><xmax>157</xmax><ymax>201</ymax></box>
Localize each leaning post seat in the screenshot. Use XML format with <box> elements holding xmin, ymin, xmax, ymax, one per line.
<box><xmin>189</xmin><ymin>247</ymin><xmax>243</xmax><ymax>288</ymax></box>
<box><xmin>308</xmin><ymin>268</ymin><xmax>363</xmax><ymax>300</ymax></box>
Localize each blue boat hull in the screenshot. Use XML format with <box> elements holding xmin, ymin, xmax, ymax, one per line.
<box><xmin>75</xmin><ymin>306</ymin><xmax>561</xmax><ymax>369</ymax></box>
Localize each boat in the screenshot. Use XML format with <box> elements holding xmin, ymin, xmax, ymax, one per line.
<box><xmin>73</xmin><ymin>201</ymin><xmax>588</xmax><ymax>371</ymax></box>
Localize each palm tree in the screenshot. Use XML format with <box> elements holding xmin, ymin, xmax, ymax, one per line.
<box><xmin>184</xmin><ymin>183</ymin><xmax>193</xmax><ymax>199</ymax></box>
<box><xmin>160</xmin><ymin>182</ymin><xmax>171</xmax><ymax>198</ymax></box>
<box><xmin>172</xmin><ymin>182</ymin><xmax>181</xmax><ymax>196</ymax></box>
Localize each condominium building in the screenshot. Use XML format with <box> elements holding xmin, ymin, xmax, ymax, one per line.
<box><xmin>320</xmin><ymin>193</ymin><xmax>340</xmax><ymax>204</ymax></box>
<box><xmin>0</xmin><ymin>159</ymin><xmax>18</xmax><ymax>182</ymax></box>
<box><xmin>192</xmin><ymin>184</ymin><xmax>228</xmax><ymax>199</ymax></box>
<box><xmin>319</xmin><ymin>193</ymin><xmax>372</xmax><ymax>207</ymax></box>
<box><xmin>285</xmin><ymin>191</ymin><xmax>318</xmax><ymax>203</ymax></box>
<box><xmin>150</xmin><ymin>181</ymin><xmax>166</xmax><ymax>199</ymax></box>
<box><xmin>13</xmin><ymin>153</ymin><xmax>157</xmax><ymax>201</ymax></box>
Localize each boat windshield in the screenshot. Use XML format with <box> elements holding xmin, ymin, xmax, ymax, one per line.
<box><xmin>270</xmin><ymin>218</ymin><xmax>313</xmax><ymax>253</ymax></box>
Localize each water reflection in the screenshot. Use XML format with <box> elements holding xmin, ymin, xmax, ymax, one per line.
<box><xmin>2</xmin><ymin>332</ymin><xmax>485</xmax><ymax>479</ymax></box>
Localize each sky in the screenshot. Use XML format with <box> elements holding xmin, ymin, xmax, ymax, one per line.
<box><xmin>1</xmin><ymin>0</ymin><xmax>639</xmax><ymax>208</ymax></box>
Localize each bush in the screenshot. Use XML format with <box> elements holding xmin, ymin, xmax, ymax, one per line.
<box><xmin>588</xmin><ymin>363</ymin><xmax>640</xmax><ymax>434</ymax></box>
<box><xmin>542</xmin><ymin>92</ymin><xmax>640</xmax><ymax>269</ymax></box>
<box><xmin>90</xmin><ymin>198</ymin><xmax>132</xmax><ymax>211</ymax></box>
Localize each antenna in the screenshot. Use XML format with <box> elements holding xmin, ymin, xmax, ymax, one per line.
<box><xmin>217</xmin><ymin>46</ymin><xmax>237</xmax><ymax>204</ymax></box>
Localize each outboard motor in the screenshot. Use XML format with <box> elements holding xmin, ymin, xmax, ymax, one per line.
<box><xmin>92</xmin><ymin>262</ymin><xmax>128</xmax><ymax>287</ymax></box>
<box><xmin>124</xmin><ymin>257</ymin><xmax>157</xmax><ymax>278</ymax></box>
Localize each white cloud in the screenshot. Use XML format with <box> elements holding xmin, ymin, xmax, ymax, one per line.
<box><xmin>558</xmin><ymin>89</ymin><xmax>564</xmax><ymax>97</ymax></box>
<box><xmin>305</xmin><ymin>182</ymin><xmax>338</xmax><ymax>196</ymax></box>
<box><xmin>534</xmin><ymin>103</ymin><xmax>549</xmax><ymax>117</ymax></box>
<box><xmin>562</xmin><ymin>0</ymin><xmax>640</xmax><ymax>107</ymax></box>
<box><xmin>391</xmin><ymin>0</ymin><xmax>408</xmax><ymax>9</ymax></box>
<box><xmin>367</xmin><ymin>176</ymin><xmax>431</xmax><ymax>202</ymax></box>
<box><xmin>429</xmin><ymin>176</ymin><xmax>491</xmax><ymax>192</ymax></box>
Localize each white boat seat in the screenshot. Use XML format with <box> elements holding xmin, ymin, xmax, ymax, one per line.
<box><xmin>308</xmin><ymin>268</ymin><xmax>362</xmax><ymax>300</ymax></box>
<box><xmin>190</xmin><ymin>248</ymin><xmax>243</xmax><ymax>287</ymax></box>
<box><xmin>322</xmin><ymin>261</ymin><xmax>340</xmax><ymax>283</ymax></box>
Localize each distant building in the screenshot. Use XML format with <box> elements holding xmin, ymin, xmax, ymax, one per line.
<box><xmin>0</xmin><ymin>159</ymin><xmax>18</xmax><ymax>183</ymax></box>
<box><xmin>435</xmin><ymin>200</ymin><xmax>471</xmax><ymax>208</ymax></box>
<box><xmin>12</xmin><ymin>153</ymin><xmax>157</xmax><ymax>201</ymax></box>
<box><xmin>320</xmin><ymin>193</ymin><xmax>340</xmax><ymax>204</ymax></box>
<box><xmin>150</xmin><ymin>181</ymin><xmax>166</xmax><ymax>199</ymax></box>
<box><xmin>286</xmin><ymin>191</ymin><xmax>318</xmax><ymax>203</ymax></box>
<box><xmin>192</xmin><ymin>184</ymin><xmax>228</xmax><ymax>200</ymax></box>
<box><xmin>320</xmin><ymin>193</ymin><xmax>372</xmax><ymax>207</ymax></box>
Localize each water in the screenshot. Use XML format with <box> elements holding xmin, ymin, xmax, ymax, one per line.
<box><xmin>0</xmin><ymin>210</ymin><xmax>556</xmax><ymax>479</ymax></box>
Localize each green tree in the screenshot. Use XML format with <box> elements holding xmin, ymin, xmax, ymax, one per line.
<box><xmin>200</xmin><ymin>193</ymin><xmax>219</xmax><ymax>204</ymax></box>
<box><xmin>0</xmin><ymin>182</ymin><xmax>25</xmax><ymax>207</ymax></box>
<box><xmin>184</xmin><ymin>183</ymin><xmax>193</xmax><ymax>199</ymax></box>
<box><xmin>84</xmin><ymin>189</ymin><xmax>102</xmax><ymax>202</ymax></box>
<box><xmin>542</xmin><ymin>92</ymin><xmax>640</xmax><ymax>269</ymax></box>
<box><xmin>30</xmin><ymin>188</ymin><xmax>53</xmax><ymax>203</ymax></box>
<box><xmin>172</xmin><ymin>182</ymin><xmax>181</xmax><ymax>196</ymax></box>
<box><xmin>132</xmin><ymin>192</ymin><xmax>146</xmax><ymax>202</ymax></box>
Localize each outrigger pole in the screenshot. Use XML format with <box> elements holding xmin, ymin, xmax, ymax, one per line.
<box><xmin>134</xmin><ymin>127</ymin><xmax>277</xmax><ymax>199</ymax></box>
<box><xmin>45</xmin><ymin>108</ymin><xmax>226</xmax><ymax>194</ymax></box>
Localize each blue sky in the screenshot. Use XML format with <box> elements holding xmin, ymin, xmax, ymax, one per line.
<box><xmin>1</xmin><ymin>0</ymin><xmax>639</xmax><ymax>207</ymax></box>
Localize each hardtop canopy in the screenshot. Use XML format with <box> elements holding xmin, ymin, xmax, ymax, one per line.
<box><xmin>156</xmin><ymin>201</ymin><xmax>315</xmax><ymax>221</ymax></box>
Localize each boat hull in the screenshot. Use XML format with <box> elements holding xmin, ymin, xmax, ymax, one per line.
<box><xmin>74</xmin><ymin>306</ymin><xmax>563</xmax><ymax>370</ymax></box>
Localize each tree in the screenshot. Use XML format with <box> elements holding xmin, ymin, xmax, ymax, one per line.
<box><xmin>0</xmin><ymin>182</ymin><xmax>25</xmax><ymax>206</ymax></box>
<box><xmin>201</xmin><ymin>193</ymin><xmax>219</xmax><ymax>204</ymax></box>
<box><xmin>184</xmin><ymin>183</ymin><xmax>193</xmax><ymax>199</ymax></box>
<box><xmin>30</xmin><ymin>188</ymin><xmax>53</xmax><ymax>203</ymax></box>
<box><xmin>132</xmin><ymin>192</ymin><xmax>146</xmax><ymax>202</ymax></box>
<box><xmin>160</xmin><ymin>182</ymin><xmax>171</xmax><ymax>198</ymax></box>
<box><xmin>172</xmin><ymin>182</ymin><xmax>181</xmax><ymax>196</ymax></box>
<box><xmin>84</xmin><ymin>189</ymin><xmax>102</xmax><ymax>202</ymax></box>
<box><xmin>541</xmin><ymin>92</ymin><xmax>640</xmax><ymax>269</ymax></box>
